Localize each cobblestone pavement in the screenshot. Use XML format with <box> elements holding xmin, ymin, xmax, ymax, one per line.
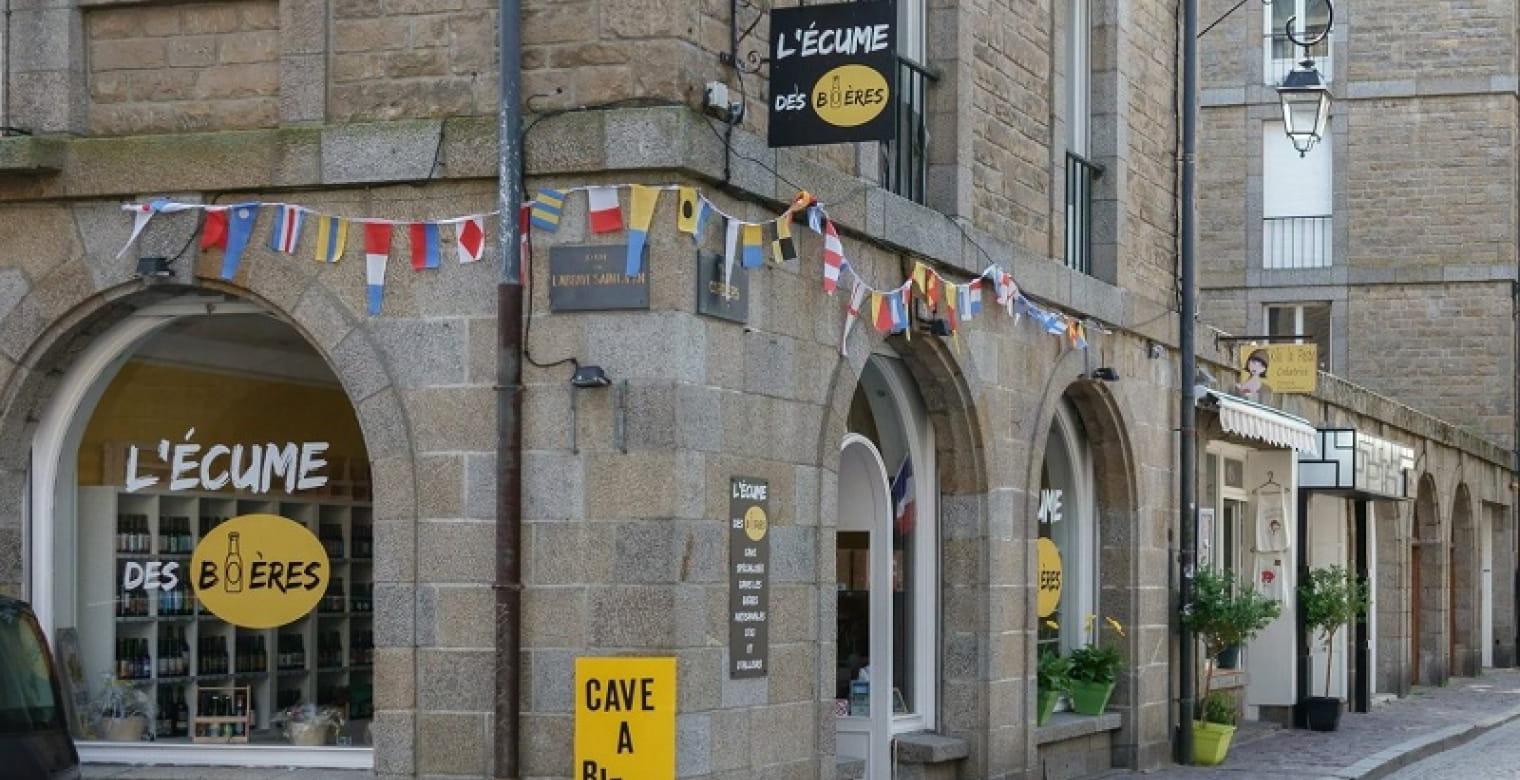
<box><xmin>1105</xmin><ymin>668</ymin><xmax>1520</xmax><ymax>779</ymax></box>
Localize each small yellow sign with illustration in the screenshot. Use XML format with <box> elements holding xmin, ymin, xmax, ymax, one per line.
<box><xmin>1036</xmin><ymin>537</ymin><xmax>1063</xmax><ymax>618</ymax></box>
<box><xmin>191</xmin><ymin>514</ymin><xmax>329</xmax><ymax>629</ymax></box>
<box><xmin>1236</xmin><ymin>343</ymin><xmax>1318</xmax><ymax>396</ymax></box>
<box><xmin>813</xmin><ymin>65</ymin><xmax>890</xmax><ymax>128</ymax></box>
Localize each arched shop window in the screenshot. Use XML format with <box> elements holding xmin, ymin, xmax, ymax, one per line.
<box><xmin>1037</xmin><ymin>400</ymin><xmax>1096</xmax><ymax>656</ymax></box>
<box><xmin>839</xmin><ymin>355</ymin><xmax>937</xmax><ymax>732</ymax></box>
<box><xmin>35</xmin><ymin>309</ymin><xmax>374</xmax><ymax>767</ymax></box>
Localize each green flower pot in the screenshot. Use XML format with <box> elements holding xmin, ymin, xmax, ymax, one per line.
<box><xmin>1069</xmin><ymin>679</ymin><xmax>1114</xmax><ymax>715</ymax></box>
<box><xmin>1191</xmin><ymin>721</ymin><xmax>1236</xmax><ymax>766</ymax></box>
<box><xmin>1036</xmin><ymin>689</ymin><xmax>1060</xmax><ymax>726</ymax></box>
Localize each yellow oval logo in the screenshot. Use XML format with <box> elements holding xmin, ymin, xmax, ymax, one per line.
<box><xmin>743</xmin><ymin>506</ymin><xmax>768</xmax><ymax>542</ymax></box>
<box><xmin>813</xmin><ymin>65</ymin><xmax>890</xmax><ymax>128</ymax></box>
<box><xmin>1036</xmin><ymin>537</ymin><xmax>1063</xmax><ymax>619</ymax></box>
<box><xmin>191</xmin><ymin>514</ymin><xmax>329</xmax><ymax>629</ymax></box>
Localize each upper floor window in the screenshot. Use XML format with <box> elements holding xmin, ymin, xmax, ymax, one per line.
<box><xmin>1266</xmin><ymin>302</ymin><xmax>1331</xmax><ymax>371</ymax></box>
<box><xmin>1063</xmin><ymin>0</ymin><xmax>1100</xmax><ymax>276</ymax></box>
<box><xmin>883</xmin><ymin>0</ymin><xmax>933</xmax><ymax>204</ymax></box>
<box><xmin>1265</xmin><ymin>0</ymin><xmax>1333</xmax><ymax>85</ymax></box>
<box><xmin>1262</xmin><ymin>121</ymin><xmax>1331</xmax><ymax>269</ymax></box>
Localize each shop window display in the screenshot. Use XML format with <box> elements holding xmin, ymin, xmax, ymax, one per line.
<box><xmin>51</xmin><ymin>315</ymin><xmax>374</xmax><ymax>754</ymax></box>
<box><xmin>1037</xmin><ymin>402</ymin><xmax>1095</xmax><ymax>657</ymax></box>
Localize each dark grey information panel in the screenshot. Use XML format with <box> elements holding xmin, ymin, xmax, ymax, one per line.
<box><xmin>729</xmin><ymin>476</ymin><xmax>770</xmax><ymax>678</ymax></box>
<box><xmin>548</xmin><ymin>244</ymin><xmax>650</xmax><ymax>311</ymax></box>
<box><xmin>696</xmin><ymin>250</ymin><xmax>749</xmax><ymax>324</ymax></box>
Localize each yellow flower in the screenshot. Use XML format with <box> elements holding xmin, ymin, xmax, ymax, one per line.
<box><xmin>1084</xmin><ymin>614</ymin><xmax>1096</xmax><ymax>632</ymax></box>
<box><xmin>1106</xmin><ymin>617</ymin><xmax>1126</xmax><ymax>638</ymax></box>
<box><xmin>1044</xmin><ymin>620</ymin><xmax>1060</xmax><ymax>631</ymax></box>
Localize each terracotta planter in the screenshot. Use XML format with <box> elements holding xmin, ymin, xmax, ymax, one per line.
<box><xmin>1036</xmin><ymin>689</ymin><xmax>1060</xmax><ymax>726</ymax></box>
<box><xmin>1069</xmin><ymin>679</ymin><xmax>1114</xmax><ymax>715</ymax></box>
<box><xmin>1191</xmin><ymin>721</ymin><xmax>1236</xmax><ymax>765</ymax></box>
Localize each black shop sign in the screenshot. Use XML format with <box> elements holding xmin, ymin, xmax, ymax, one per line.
<box><xmin>767</xmin><ymin>0</ymin><xmax>898</xmax><ymax>148</ymax></box>
<box><xmin>728</xmin><ymin>477</ymin><xmax>771</xmax><ymax>678</ymax></box>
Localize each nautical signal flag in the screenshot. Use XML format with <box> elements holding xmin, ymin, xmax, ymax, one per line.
<box><xmin>409</xmin><ymin>222</ymin><xmax>440</xmax><ymax>271</ymax></box>
<box><xmin>723</xmin><ymin>218</ymin><xmax>740</xmax><ymax>288</ymax></box>
<box><xmin>822</xmin><ymin>219</ymin><xmax>845</xmax><ymax>294</ymax></box>
<box><xmin>529</xmin><ymin>188</ymin><xmax>565</xmax><ymax>232</ymax></box>
<box><xmin>313</xmin><ymin>215</ymin><xmax>348</xmax><ymax>264</ymax></box>
<box><xmin>625</xmin><ymin>185</ymin><xmax>659</xmax><ymax>276</ymax></box>
<box><xmin>677</xmin><ymin>187</ymin><xmax>710</xmax><ymax>243</ymax></box>
<box><xmin>962</xmin><ymin>279</ymin><xmax>983</xmax><ymax>320</ymax></box>
<box><xmin>771</xmin><ymin>214</ymin><xmax>797</xmax><ymax>265</ymax></box>
<box><xmin>890</xmin><ymin>456</ymin><xmax>915</xmax><ymax>535</ymax></box>
<box><xmin>456</xmin><ymin>216</ymin><xmax>484</xmax><ymax>264</ymax></box>
<box><xmin>218</xmin><ymin>204</ymin><xmax>259</xmax><ymax>281</ymax></box>
<box><xmin>518</xmin><ymin>205</ymin><xmax>531</xmax><ymax>284</ymax></box>
<box><xmin>269</xmin><ymin>205</ymin><xmax>305</xmax><ymax>254</ymax></box>
<box><xmin>841</xmin><ymin>278</ymin><xmax>868</xmax><ymax>356</ymax></box>
<box><xmin>587</xmin><ymin>186</ymin><xmax>622</xmax><ymax>233</ymax></box>
<box><xmin>740</xmin><ymin>223</ymin><xmax>763</xmax><ymax>269</ymax></box>
<box><xmin>363</xmin><ymin>222</ymin><xmax>392</xmax><ymax>316</ymax></box>
<box><xmin>200</xmin><ymin>207</ymin><xmax>229</xmax><ymax>251</ymax></box>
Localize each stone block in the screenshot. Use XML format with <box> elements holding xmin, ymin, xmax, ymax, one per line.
<box><xmin>622</xmin><ymin>380</ymin><xmax>677</xmax><ymax>450</ymax></box>
<box><xmin>370</xmin><ymin>318</ymin><xmax>468</xmax><ymax>388</ymax></box>
<box><xmin>292</xmin><ymin>287</ymin><xmax>358</xmax><ymax>352</ymax></box>
<box><xmin>584</xmin><ymin>451</ymin><xmax>678</xmax><ymax>519</ymax></box>
<box><xmin>613</xmin><ymin>519</ymin><xmax>679</xmax><ymax>583</ymax></box>
<box><xmin>673</xmin><ymin>584</ymin><xmax>723</xmax><ymax>653</ymax></box>
<box><xmin>329</xmin><ymin>328</ymin><xmax>391</xmax><ymax>402</ymax></box>
<box><xmin>322</xmin><ymin>120</ymin><xmax>444</xmax><ymax>184</ymax></box>
<box><xmin>521</xmin><ymin>713</ymin><xmax>573</xmax><ymax>777</ymax></box>
<box><xmin>529</xmin><ymin>647</ymin><xmax>576</xmax><ymax>712</ymax></box>
<box><xmin>461</xmin><ymin>451</ymin><xmax>496</xmax><ymax>520</ymax></box>
<box><xmin>374</xmin><ymin>581</ymin><xmax>418</xmax><ymax>646</ymax></box>
<box><xmin>416</xmin><ymin>712</ymin><xmax>489</xmax><ymax>775</ymax></box>
<box><xmin>417</xmin><ymin>648</ymin><xmax>493</xmax><ymax>711</ymax></box>
<box><xmin>524</xmin><ymin>585</ymin><xmax>587</xmax><ymax>647</ymax></box>
<box><xmin>370</xmin><ymin>710</ymin><xmax>416</xmax><ymax>775</ymax></box>
<box><xmin>416</xmin><ymin>519</ymin><xmax>494</xmax><ymax>583</ymax></box>
<box><xmin>419</xmin><ymin>583</ymin><xmax>494</xmax><ymax>648</ymax></box>
<box><xmin>280</xmin><ymin>53</ymin><xmax>327</xmax><ymax>123</ymax></box>
<box><xmin>529</xmin><ymin>523</ymin><xmax>611</xmax><ymax>585</ymax></box>
<box><xmin>372</xmin><ymin>647</ymin><xmax>415</xmax><ymax>710</ymax></box>
<box><xmin>372</xmin><ymin>518</ymin><xmax>416</xmax><ymax>583</ymax></box>
<box><xmin>356</xmin><ymin>388</ymin><xmax>411</xmax><ymax>461</ymax></box>
<box><xmin>520</xmin><ymin>447</ymin><xmax>583</xmax><ymax>516</ymax></box>
<box><xmin>749</xmin><ymin>701</ymin><xmax>817</xmax><ymax>767</ymax></box>
<box><xmin>677</xmin><ymin>712</ymin><xmax>713</xmax><ymax>777</ymax></box>
<box><xmin>586</xmin><ymin>312</ymin><xmax>707</xmax><ymax>384</ymax></box>
<box><xmin>767</xmin><ymin>525</ymin><xmax>815</xmax><ymax>583</ymax></box>
<box><xmin>675</xmin><ymin>384</ymin><xmax>723</xmax><ymax>452</ymax></box>
<box><xmin>589</xmin><ymin>585</ymin><xmax>674</xmax><ymax>647</ymax></box>
<box><xmin>369</xmin><ymin>455</ymin><xmax>418</xmax><ymax>524</ymax></box>
<box><xmin>412</xmin><ymin>453</ymin><xmax>463</xmax><ymax>518</ymax></box>
<box><xmin>404</xmin><ymin>386</ymin><xmax>495</xmax><ymax>452</ymax></box>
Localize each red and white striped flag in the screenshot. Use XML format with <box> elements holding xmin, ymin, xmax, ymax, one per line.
<box><xmin>269</xmin><ymin>205</ymin><xmax>305</xmax><ymax>254</ymax></box>
<box><xmin>822</xmin><ymin>219</ymin><xmax>844</xmax><ymax>294</ymax></box>
<box><xmin>364</xmin><ymin>222</ymin><xmax>392</xmax><ymax>316</ymax></box>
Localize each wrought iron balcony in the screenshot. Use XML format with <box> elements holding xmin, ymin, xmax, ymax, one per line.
<box><xmin>1262</xmin><ymin>214</ymin><xmax>1331</xmax><ymax>269</ymax></box>
<box><xmin>882</xmin><ymin>56</ymin><xmax>937</xmax><ymax>205</ymax></box>
<box><xmin>1065</xmin><ymin>152</ymin><xmax>1104</xmax><ymax>276</ymax></box>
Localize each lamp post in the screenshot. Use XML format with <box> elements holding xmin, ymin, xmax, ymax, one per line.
<box><xmin>1178</xmin><ymin>0</ymin><xmax>1331</xmax><ymax>764</ymax></box>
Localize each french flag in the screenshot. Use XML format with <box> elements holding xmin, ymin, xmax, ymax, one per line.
<box><xmin>822</xmin><ymin>219</ymin><xmax>844</xmax><ymax>293</ymax></box>
<box><xmin>587</xmin><ymin>186</ymin><xmax>623</xmax><ymax>233</ymax></box>
<box><xmin>890</xmin><ymin>456</ymin><xmax>914</xmax><ymax>536</ymax></box>
<box><xmin>364</xmin><ymin>222</ymin><xmax>392</xmax><ymax>315</ymax></box>
<box><xmin>965</xmin><ymin>279</ymin><xmax>983</xmax><ymax>319</ymax></box>
<box><xmin>269</xmin><ymin>205</ymin><xmax>305</xmax><ymax>254</ymax></box>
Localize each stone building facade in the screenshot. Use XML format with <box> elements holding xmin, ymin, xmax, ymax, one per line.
<box><xmin>0</xmin><ymin>2</ymin><xmax>1513</xmax><ymax>780</ymax></box>
<box><xmin>1195</xmin><ymin>0</ymin><xmax>1520</xmax><ymax>691</ymax></box>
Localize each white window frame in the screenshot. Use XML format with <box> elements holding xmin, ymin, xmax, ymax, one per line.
<box><xmin>1043</xmin><ymin>401</ymin><xmax>1096</xmax><ymax>655</ymax></box>
<box><xmin>1263</xmin><ymin>0</ymin><xmax>1333</xmax><ymax>85</ymax></box>
<box><xmin>898</xmin><ymin>0</ymin><xmax>926</xmax><ymax>62</ymax></box>
<box><xmin>1265</xmin><ymin>302</ymin><xmax>1332</xmax><ymax>369</ymax></box>
<box><xmin>1066</xmin><ymin>0</ymin><xmax>1091</xmax><ymax>156</ymax></box>
<box><xmin>25</xmin><ymin>296</ymin><xmax>373</xmax><ymax>770</ymax></box>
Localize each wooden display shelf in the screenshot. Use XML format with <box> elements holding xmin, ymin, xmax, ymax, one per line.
<box><xmin>192</xmin><ymin>685</ymin><xmax>252</xmax><ymax>744</ymax></box>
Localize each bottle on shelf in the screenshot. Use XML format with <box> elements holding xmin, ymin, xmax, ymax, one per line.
<box><xmin>173</xmin><ymin>689</ymin><xmax>189</xmax><ymax>736</ymax></box>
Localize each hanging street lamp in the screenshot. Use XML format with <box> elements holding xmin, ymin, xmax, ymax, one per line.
<box><xmin>1275</xmin><ymin>1</ymin><xmax>1333</xmax><ymax>156</ymax></box>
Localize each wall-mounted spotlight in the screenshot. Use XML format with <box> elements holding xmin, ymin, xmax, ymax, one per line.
<box><xmin>1088</xmin><ymin>367</ymin><xmax>1120</xmax><ymax>382</ymax></box>
<box><xmin>136</xmin><ymin>256</ymin><xmax>171</xmax><ymax>280</ymax></box>
<box><xmin>570</xmin><ymin>365</ymin><xmax>612</xmax><ymax>388</ymax></box>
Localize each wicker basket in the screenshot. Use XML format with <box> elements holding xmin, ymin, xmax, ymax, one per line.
<box><xmin>102</xmin><ymin>715</ymin><xmax>146</xmax><ymax>742</ymax></box>
<box><xmin>286</xmin><ymin>720</ymin><xmax>333</xmax><ymax>746</ymax></box>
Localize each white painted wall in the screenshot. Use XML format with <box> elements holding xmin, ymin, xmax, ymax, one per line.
<box><xmin>1306</xmin><ymin>495</ymin><xmax>1349</xmax><ymax>699</ymax></box>
<box><xmin>1481</xmin><ymin>510</ymin><xmax>1494</xmax><ymax>668</ymax></box>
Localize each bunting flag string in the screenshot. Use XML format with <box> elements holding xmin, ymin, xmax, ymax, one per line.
<box><xmin>116</xmin><ymin>186</ymin><xmax>1098</xmax><ymax>343</ymax></box>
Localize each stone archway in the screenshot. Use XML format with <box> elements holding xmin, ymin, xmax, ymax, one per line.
<box><xmin>1412</xmin><ymin>473</ymin><xmax>1444</xmax><ymax>685</ymax></box>
<box><xmin>1372</xmin><ymin>500</ymin><xmax>1410</xmax><ymax>697</ymax></box>
<box><xmin>0</xmin><ymin>282</ymin><xmax>423</xmax><ymax>772</ymax></box>
<box><xmin>1449</xmin><ymin>484</ymin><xmax>1478</xmax><ymax>677</ymax></box>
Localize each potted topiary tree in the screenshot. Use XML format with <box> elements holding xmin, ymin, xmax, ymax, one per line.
<box><xmin>1036</xmin><ymin>650</ymin><xmax>1072</xmax><ymax>726</ymax></box>
<box><xmin>1192</xmin><ymin>691</ymin><xmax>1238</xmax><ymax>766</ymax></box>
<box><xmin>1181</xmin><ymin>566</ymin><xmax>1280</xmax><ymax>764</ymax></box>
<box><xmin>1298</xmin><ymin>565</ymin><xmax>1369</xmax><ymax>731</ymax></box>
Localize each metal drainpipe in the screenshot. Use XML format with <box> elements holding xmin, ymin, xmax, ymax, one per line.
<box><xmin>495</xmin><ymin>0</ymin><xmax>525</xmax><ymax>777</ymax></box>
<box><xmin>1177</xmin><ymin>0</ymin><xmax>1199</xmax><ymax>763</ymax></box>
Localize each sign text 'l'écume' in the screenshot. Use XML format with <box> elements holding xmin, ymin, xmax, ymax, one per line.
<box><xmin>767</xmin><ymin>0</ymin><xmax>898</xmax><ymax>147</ymax></box>
<box><xmin>124</xmin><ymin>428</ymin><xmax>330</xmax><ymax>495</ymax></box>
<box><xmin>729</xmin><ymin>477</ymin><xmax>771</xmax><ymax>678</ymax></box>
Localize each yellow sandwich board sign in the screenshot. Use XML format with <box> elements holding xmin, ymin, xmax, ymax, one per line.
<box><xmin>574</xmin><ymin>657</ymin><xmax>676</xmax><ymax>780</ymax></box>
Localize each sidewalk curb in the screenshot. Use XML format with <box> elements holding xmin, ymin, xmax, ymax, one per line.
<box><xmin>1329</xmin><ymin>703</ymin><xmax>1520</xmax><ymax>779</ymax></box>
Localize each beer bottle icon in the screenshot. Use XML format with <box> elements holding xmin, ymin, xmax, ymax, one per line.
<box><xmin>830</xmin><ymin>75</ymin><xmax>842</xmax><ymax>108</ymax></box>
<box><xmin>224</xmin><ymin>532</ymin><xmax>244</xmax><ymax>593</ymax></box>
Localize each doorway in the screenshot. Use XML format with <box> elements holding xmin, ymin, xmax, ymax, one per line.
<box><xmin>836</xmin><ymin>435</ymin><xmax>892</xmax><ymax>776</ymax></box>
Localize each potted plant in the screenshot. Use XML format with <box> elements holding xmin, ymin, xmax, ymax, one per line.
<box><xmin>1067</xmin><ymin>615</ymin><xmax>1125</xmax><ymax>715</ymax></box>
<box><xmin>90</xmin><ymin>675</ymin><xmax>154</xmax><ymax>742</ymax></box>
<box><xmin>1192</xmin><ymin>691</ymin><xmax>1238</xmax><ymax>766</ymax></box>
<box><xmin>1298</xmin><ymin>564</ymin><xmax>1369</xmax><ymax>731</ymax></box>
<box><xmin>1182</xmin><ymin>567</ymin><xmax>1281</xmax><ymax>680</ymax></box>
<box><xmin>1036</xmin><ymin>650</ymin><xmax>1072</xmax><ymax>726</ymax></box>
<box><xmin>273</xmin><ymin>702</ymin><xmax>344</xmax><ymax>746</ymax></box>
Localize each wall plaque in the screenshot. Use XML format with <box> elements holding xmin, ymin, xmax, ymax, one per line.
<box><xmin>729</xmin><ymin>476</ymin><xmax>770</xmax><ymax>678</ymax></box>
<box><xmin>549</xmin><ymin>245</ymin><xmax>650</xmax><ymax>311</ymax></box>
<box><xmin>696</xmin><ymin>250</ymin><xmax>749</xmax><ymax>323</ymax></box>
